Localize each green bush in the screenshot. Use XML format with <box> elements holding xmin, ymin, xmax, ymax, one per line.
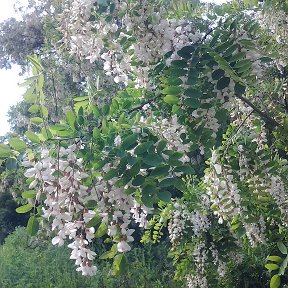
<box><xmin>0</xmin><ymin>227</ymin><xmax>179</xmax><ymax>288</ymax></box>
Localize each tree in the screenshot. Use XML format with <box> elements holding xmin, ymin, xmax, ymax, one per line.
<box><xmin>0</xmin><ymin>0</ymin><xmax>288</xmax><ymax>287</ymax></box>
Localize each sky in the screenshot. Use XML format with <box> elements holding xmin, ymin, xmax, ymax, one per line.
<box><xmin>0</xmin><ymin>0</ymin><xmax>229</xmax><ymax>136</ymax></box>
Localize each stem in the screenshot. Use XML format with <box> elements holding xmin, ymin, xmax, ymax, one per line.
<box><xmin>236</xmin><ymin>94</ymin><xmax>280</xmax><ymax>127</ymax></box>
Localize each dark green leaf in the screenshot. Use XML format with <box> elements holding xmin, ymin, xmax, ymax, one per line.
<box><xmin>184</xmin><ymin>98</ymin><xmax>201</xmax><ymax>109</ymax></box>
<box><xmin>159</xmin><ymin>177</ymin><xmax>177</xmax><ymax>188</ymax></box>
<box><xmin>217</xmin><ymin>77</ymin><xmax>230</xmax><ymax>90</ymax></box>
<box><xmin>134</xmin><ymin>141</ymin><xmax>153</xmax><ymax>155</ymax></box>
<box><xmin>174</xmin><ymin>165</ymin><xmax>195</xmax><ymax>174</ymax></box>
<box><xmin>157</xmin><ymin>191</ymin><xmax>172</xmax><ymax>202</ymax></box>
<box><xmin>151</xmin><ymin>165</ymin><xmax>170</xmax><ymax>177</ymax></box>
<box><xmin>184</xmin><ymin>88</ymin><xmax>202</xmax><ymax>98</ymax></box>
<box><xmin>6</xmin><ymin>158</ymin><xmax>17</xmax><ymax>170</ymax></box>
<box><xmin>171</xmin><ymin>60</ymin><xmax>188</xmax><ymax>68</ymax></box>
<box><xmin>212</xmin><ymin>69</ymin><xmax>225</xmax><ymax>80</ymax></box>
<box><xmin>132</xmin><ymin>175</ymin><xmax>145</xmax><ymax>186</ymax></box>
<box><xmin>121</xmin><ymin>134</ymin><xmax>138</xmax><ymax>150</ymax></box>
<box><xmin>143</xmin><ymin>154</ymin><xmax>163</xmax><ymax>167</ymax></box>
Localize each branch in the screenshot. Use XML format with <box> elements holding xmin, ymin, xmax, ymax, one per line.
<box><xmin>236</xmin><ymin>94</ymin><xmax>280</xmax><ymax>127</ymax></box>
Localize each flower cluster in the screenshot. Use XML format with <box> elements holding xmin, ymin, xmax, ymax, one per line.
<box><xmin>23</xmin><ymin>143</ymin><xmax>153</xmax><ymax>275</ymax></box>
<box><xmin>204</xmin><ymin>151</ymin><xmax>241</xmax><ymax>224</ymax></box>
<box><xmin>58</xmin><ymin>0</ymin><xmax>201</xmax><ymax>87</ymax></box>
<box><xmin>24</xmin><ymin>144</ymin><xmax>98</xmax><ymax>276</ymax></box>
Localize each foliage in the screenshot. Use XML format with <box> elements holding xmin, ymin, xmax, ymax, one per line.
<box><xmin>1</xmin><ymin>0</ymin><xmax>288</xmax><ymax>287</ymax></box>
<box><xmin>0</xmin><ymin>227</ymin><xmax>178</xmax><ymax>288</ymax></box>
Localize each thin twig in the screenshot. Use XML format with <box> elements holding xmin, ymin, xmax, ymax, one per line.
<box><xmin>236</xmin><ymin>94</ymin><xmax>280</xmax><ymax>127</ymax></box>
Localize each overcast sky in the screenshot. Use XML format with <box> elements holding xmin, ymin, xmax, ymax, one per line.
<box><xmin>0</xmin><ymin>0</ymin><xmax>229</xmax><ymax>136</ymax></box>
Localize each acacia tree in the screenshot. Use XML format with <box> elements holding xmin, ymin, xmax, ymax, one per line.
<box><xmin>1</xmin><ymin>0</ymin><xmax>288</xmax><ymax>287</ymax></box>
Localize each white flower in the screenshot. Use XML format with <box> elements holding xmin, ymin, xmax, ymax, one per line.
<box><xmin>117</xmin><ymin>240</ymin><xmax>131</xmax><ymax>253</ymax></box>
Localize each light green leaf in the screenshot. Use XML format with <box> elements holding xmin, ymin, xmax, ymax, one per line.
<box><xmin>22</xmin><ymin>190</ymin><xmax>36</xmax><ymax>199</ymax></box>
<box><xmin>0</xmin><ymin>144</ymin><xmax>11</xmax><ymax>158</ymax></box>
<box><xmin>27</xmin><ymin>215</ymin><xmax>39</xmax><ymax>236</ymax></box>
<box><xmin>25</xmin><ymin>131</ymin><xmax>40</xmax><ymax>143</ymax></box>
<box><xmin>95</xmin><ymin>222</ymin><xmax>108</xmax><ymax>238</ymax></box>
<box><xmin>270</xmin><ymin>274</ymin><xmax>280</xmax><ymax>288</ymax></box>
<box><xmin>99</xmin><ymin>245</ymin><xmax>118</xmax><ymax>260</ymax></box>
<box><xmin>8</xmin><ymin>137</ymin><xmax>27</xmax><ymax>151</ymax></box>
<box><xmin>16</xmin><ymin>204</ymin><xmax>33</xmax><ymax>214</ymax></box>
<box><xmin>164</xmin><ymin>95</ymin><xmax>179</xmax><ymax>105</ymax></box>
<box><xmin>277</xmin><ymin>242</ymin><xmax>287</xmax><ymax>255</ymax></box>
<box><xmin>265</xmin><ymin>264</ymin><xmax>279</xmax><ymax>271</ymax></box>
<box><xmin>31</xmin><ymin>117</ymin><xmax>44</xmax><ymax>125</ymax></box>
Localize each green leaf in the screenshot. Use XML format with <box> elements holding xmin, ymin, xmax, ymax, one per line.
<box><xmin>157</xmin><ymin>191</ymin><xmax>172</xmax><ymax>202</ymax></box>
<box><xmin>26</xmin><ymin>216</ymin><xmax>39</xmax><ymax>236</ymax></box>
<box><xmin>31</xmin><ymin>117</ymin><xmax>43</xmax><ymax>125</ymax></box>
<box><xmin>265</xmin><ymin>264</ymin><xmax>279</xmax><ymax>271</ymax></box>
<box><xmin>277</xmin><ymin>242</ymin><xmax>288</xmax><ymax>255</ymax></box>
<box><xmin>121</xmin><ymin>134</ymin><xmax>138</xmax><ymax>150</ymax></box>
<box><xmin>235</xmin><ymin>83</ymin><xmax>246</xmax><ymax>95</ymax></box>
<box><xmin>174</xmin><ymin>165</ymin><xmax>195</xmax><ymax>174</ymax></box>
<box><xmin>157</xmin><ymin>140</ymin><xmax>167</xmax><ymax>153</ymax></box>
<box><xmin>22</xmin><ymin>190</ymin><xmax>36</xmax><ymax>199</ymax></box>
<box><xmin>0</xmin><ymin>144</ymin><xmax>11</xmax><ymax>158</ymax></box>
<box><xmin>159</xmin><ymin>177</ymin><xmax>177</xmax><ymax>188</ymax></box>
<box><xmin>5</xmin><ymin>158</ymin><xmax>17</xmax><ymax>170</ymax></box>
<box><xmin>171</xmin><ymin>60</ymin><xmax>188</xmax><ymax>68</ymax></box>
<box><xmin>184</xmin><ymin>88</ymin><xmax>202</xmax><ymax>98</ymax></box>
<box><xmin>270</xmin><ymin>274</ymin><xmax>280</xmax><ymax>288</ymax></box>
<box><xmin>16</xmin><ymin>204</ymin><xmax>33</xmax><ymax>214</ymax></box>
<box><xmin>210</xmin><ymin>51</ymin><xmax>241</xmax><ymax>82</ymax></box>
<box><xmin>25</xmin><ymin>131</ymin><xmax>40</xmax><ymax>143</ymax></box>
<box><xmin>66</xmin><ymin>111</ymin><xmax>76</xmax><ymax>129</ymax></box>
<box><xmin>87</xmin><ymin>214</ymin><xmax>102</xmax><ymax>228</ymax></box>
<box><xmin>8</xmin><ymin>137</ymin><xmax>27</xmax><ymax>151</ymax></box>
<box><xmin>143</xmin><ymin>154</ymin><xmax>163</xmax><ymax>167</ymax></box>
<box><xmin>134</xmin><ymin>141</ymin><xmax>153</xmax><ymax>155</ymax></box>
<box><xmin>111</xmin><ymin>254</ymin><xmax>127</xmax><ymax>276</ymax></box>
<box><xmin>212</xmin><ymin>69</ymin><xmax>225</xmax><ymax>80</ymax></box>
<box><xmin>40</xmin><ymin>106</ymin><xmax>49</xmax><ymax>118</ymax></box>
<box><xmin>184</xmin><ymin>98</ymin><xmax>201</xmax><ymax>109</ymax></box>
<box><xmin>73</xmin><ymin>96</ymin><xmax>89</xmax><ymax>102</ymax></box>
<box><xmin>40</xmin><ymin>128</ymin><xmax>52</xmax><ymax>140</ymax></box>
<box><xmin>132</xmin><ymin>175</ymin><xmax>145</xmax><ymax>186</ymax></box>
<box><xmin>177</xmin><ymin>45</ymin><xmax>194</xmax><ymax>59</ymax></box>
<box><xmin>103</xmin><ymin>169</ymin><xmax>118</xmax><ymax>181</ymax></box>
<box><xmin>164</xmin><ymin>95</ymin><xmax>179</xmax><ymax>105</ymax></box>
<box><xmin>151</xmin><ymin>165</ymin><xmax>170</xmax><ymax>177</ymax></box>
<box><xmin>95</xmin><ymin>222</ymin><xmax>108</xmax><ymax>238</ymax></box>
<box><xmin>267</xmin><ymin>256</ymin><xmax>282</xmax><ymax>263</ymax></box>
<box><xmin>217</xmin><ymin>77</ymin><xmax>230</xmax><ymax>90</ymax></box>
<box><xmin>99</xmin><ymin>245</ymin><xmax>117</xmax><ymax>260</ymax></box>
<box><xmin>102</xmin><ymin>104</ymin><xmax>110</xmax><ymax>115</ymax></box>
<box><xmin>162</xmin><ymin>86</ymin><xmax>181</xmax><ymax>95</ymax></box>
<box><xmin>28</xmin><ymin>104</ymin><xmax>40</xmax><ymax>113</ymax></box>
